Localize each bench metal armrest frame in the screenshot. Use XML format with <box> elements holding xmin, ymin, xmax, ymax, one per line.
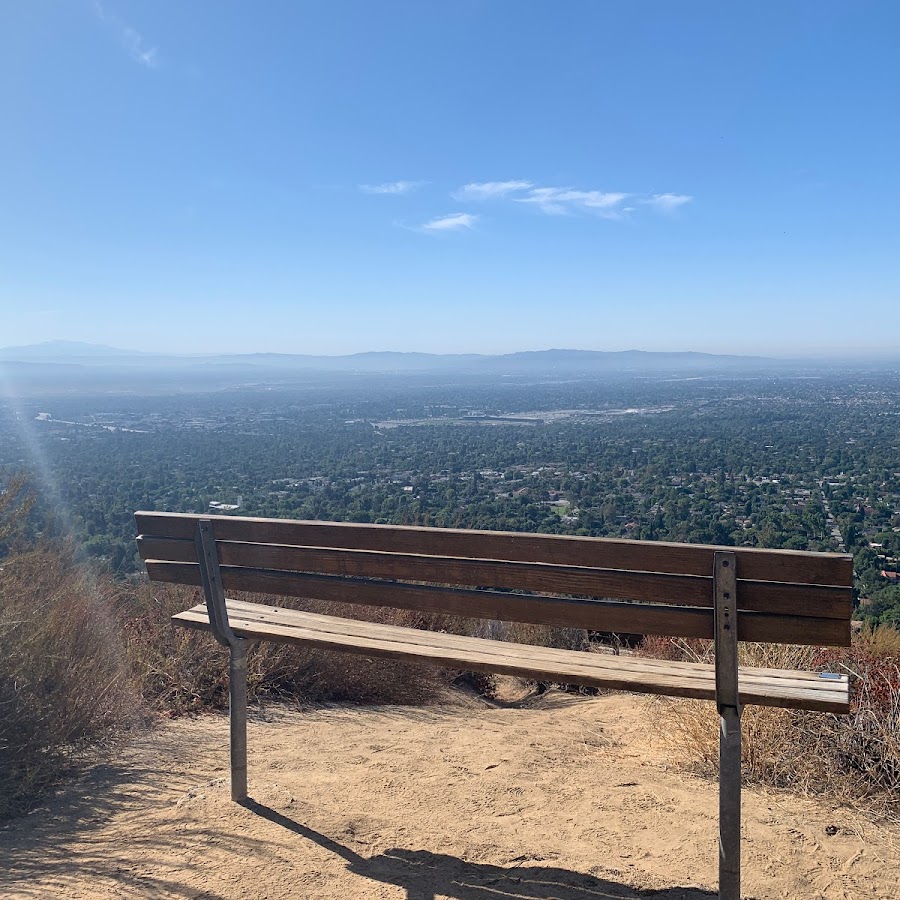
<box><xmin>195</xmin><ymin>519</ymin><xmax>239</xmax><ymax>648</ymax></box>
<box><xmin>195</xmin><ymin>518</ymin><xmax>248</xmax><ymax>802</ymax></box>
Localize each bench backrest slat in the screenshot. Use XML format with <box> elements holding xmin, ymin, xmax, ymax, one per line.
<box><xmin>136</xmin><ymin>512</ymin><xmax>853</xmax><ymax>648</ymax></box>
<box><xmin>135</xmin><ymin>511</ymin><xmax>852</xmax><ymax>585</ymax></box>
<box><xmin>137</xmin><ymin>535</ymin><xmax>851</xmax><ymax>620</ymax></box>
<box><xmin>143</xmin><ymin>560</ymin><xmax>851</xmax><ymax>646</ymax></box>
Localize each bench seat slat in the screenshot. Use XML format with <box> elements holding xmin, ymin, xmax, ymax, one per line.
<box><xmin>136</xmin><ymin>511</ymin><xmax>853</xmax><ymax>586</ymax></box>
<box><xmin>145</xmin><ymin>561</ymin><xmax>850</xmax><ymax>646</ymax></box>
<box><xmin>171</xmin><ymin>600</ymin><xmax>850</xmax><ymax>713</ymax></box>
<box><xmin>219</xmin><ymin>598</ymin><xmax>848</xmax><ymax>692</ymax></box>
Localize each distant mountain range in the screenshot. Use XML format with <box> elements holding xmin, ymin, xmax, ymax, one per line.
<box><xmin>1</xmin><ymin>342</ymin><xmax>895</xmax><ymax>395</ymax></box>
<box><xmin>0</xmin><ymin>340</ymin><xmax>153</xmax><ymax>359</ymax></box>
<box><xmin>0</xmin><ymin>341</ymin><xmax>777</xmax><ymax>373</ymax></box>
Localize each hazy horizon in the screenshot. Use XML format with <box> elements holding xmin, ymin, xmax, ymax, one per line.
<box><xmin>6</xmin><ymin>326</ymin><xmax>900</xmax><ymax>364</ymax></box>
<box><xmin>2</xmin><ymin>338</ymin><xmax>899</xmax><ymax>364</ymax></box>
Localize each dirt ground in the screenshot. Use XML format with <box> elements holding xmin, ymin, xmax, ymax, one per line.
<box><xmin>2</xmin><ymin>684</ymin><xmax>898</xmax><ymax>900</ymax></box>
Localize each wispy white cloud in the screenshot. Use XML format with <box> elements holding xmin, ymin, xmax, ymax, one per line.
<box><xmin>454</xmin><ymin>180</ymin><xmax>692</xmax><ymax>219</ymax></box>
<box><xmin>121</xmin><ymin>26</ymin><xmax>158</xmax><ymax>67</ymax></box>
<box><xmin>643</xmin><ymin>193</ymin><xmax>693</xmax><ymax>212</ymax></box>
<box><xmin>387</xmin><ymin>179</ymin><xmax>690</xmax><ymax>234</ymax></box>
<box><xmin>516</xmin><ymin>187</ymin><xmax>630</xmax><ymax>217</ymax></box>
<box><xmin>360</xmin><ymin>181</ymin><xmax>426</xmax><ymax>195</ymax></box>
<box><xmin>455</xmin><ymin>180</ymin><xmax>533</xmax><ymax>200</ymax></box>
<box><xmin>93</xmin><ymin>1</ymin><xmax>159</xmax><ymax>68</ymax></box>
<box><xmin>421</xmin><ymin>213</ymin><xmax>478</xmax><ymax>233</ymax></box>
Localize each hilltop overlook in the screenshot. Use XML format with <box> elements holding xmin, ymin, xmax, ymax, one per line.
<box><xmin>3</xmin><ymin>2</ymin><xmax>900</xmax><ymax>896</ymax></box>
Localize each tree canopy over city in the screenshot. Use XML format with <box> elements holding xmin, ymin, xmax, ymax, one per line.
<box><xmin>2</xmin><ymin>367</ymin><xmax>899</xmax><ymax>625</ymax></box>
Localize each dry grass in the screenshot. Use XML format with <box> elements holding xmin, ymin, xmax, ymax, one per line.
<box><xmin>117</xmin><ymin>583</ymin><xmax>595</xmax><ymax>713</ymax></box>
<box><xmin>0</xmin><ymin>546</ymin><xmax>141</xmax><ymax>818</ymax></box>
<box><xmin>0</xmin><ymin>548</ymin><xmax>459</xmax><ymax>817</ymax></box>
<box><xmin>0</xmin><ymin>561</ymin><xmax>456</xmax><ymax>817</ymax></box>
<box><xmin>638</xmin><ymin>629</ymin><xmax>900</xmax><ymax>822</ymax></box>
<box><xmin>117</xmin><ymin>584</ymin><xmax>453</xmax><ymax>714</ymax></box>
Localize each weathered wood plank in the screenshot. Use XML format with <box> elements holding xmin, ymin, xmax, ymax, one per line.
<box><xmin>140</xmin><ymin>536</ymin><xmax>707</xmax><ymax>603</ymax></box>
<box><xmin>178</xmin><ymin>604</ymin><xmax>848</xmax><ymax>713</ymax></box>
<box><xmin>171</xmin><ymin>603</ymin><xmax>850</xmax><ymax>712</ymax></box>
<box><xmin>145</xmin><ymin>561</ymin><xmax>851</xmax><ymax>646</ymax></box>
<box><xmin>216</xmin><ymin>599</ymin><xmax>851</xmax><ymax>693</ymax></box>
<box><xmin>135</xmin><ymin>512</ymin><xmax>853</xmax><ymax>586</ymax></box>
<box><xmin>137</xmin><ymin>536</ymin><xmax>852</xmax><ymax>619</ymax></box>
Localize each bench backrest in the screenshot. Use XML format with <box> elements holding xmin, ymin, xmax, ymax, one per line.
<box><xmin>136</xmin><ymin>511</ymin><xmax>853</xmax><ymax>647</ymax></box>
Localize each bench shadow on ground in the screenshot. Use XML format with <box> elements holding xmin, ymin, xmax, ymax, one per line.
<box><xmin>243</xmin><ymin>798</ymin><xmax>718</xmax><ymax>900</ymax></box>
<box><xmin>0</xmin><ymin>730</ymin><xmax>717</xmax><ymax>900</ymax></box>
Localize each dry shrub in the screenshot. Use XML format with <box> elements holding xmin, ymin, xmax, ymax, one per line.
<box><xmin>0</xmin><ymin>547</ymin><xmax>459</xmax><ymax>816</ymax></box>
<box><xmin>635</xmin><ymin>634</ymin><xmax>713</xmax><ymax>663</ymax></box>
<box><xmin>119</xmin><ymin>584</ymin><xmax>452</xmax><ymax>714</ymax></box>
<box><xmin>495</xmin><ymin>621</ymin><xmax>590</xmax><ymax>652</ymax></box>
<box><xmin>491</xmin><ymin>622</ymin><xmax>595</xmax><ymax>695</ymax></box>
<box><xmin>118</xmin><ymin>585</ymin><xmax>594</xmax><ymax>713</ymax></box>
<box><xmin>0</xmin><ymin>473</ymin><xmax>34</xmax><ymax>548</ymax></box>
<box><xmin>0</xmin><ymin>546</ymin><xmax>140</xmax><ymax>818</ymax></box>
<box><xmin>639</xmin><ymin>628</ymin><xmax>900</xmax><ymax>821</ymax></box>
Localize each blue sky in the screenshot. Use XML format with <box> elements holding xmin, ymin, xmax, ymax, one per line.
<box><xmin>1</xmin><ymin>2</ymin><xmax>898</xmax><ymax>356</ymax></box>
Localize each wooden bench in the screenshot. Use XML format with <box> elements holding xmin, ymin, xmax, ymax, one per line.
<box><xmin>136</xmin><ymin>511</ymin><xmax>853</xmax><ymax>900</ymax></box>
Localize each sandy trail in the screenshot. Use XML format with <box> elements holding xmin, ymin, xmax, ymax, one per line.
<box><xmin>1</xmin><ymin>688</ymin><xmax>897</xmax><ymax>900</ymax></box>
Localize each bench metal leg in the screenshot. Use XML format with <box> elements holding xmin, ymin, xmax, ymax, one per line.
<box><xmin>714</xmin><ymin>551</ymin><xmax>741</xmax><ymax>899</ymax></box>
<box><xmin>230</xmin><ymin>639</ymin><xmax>249</xmax><ymax>802</ymax></box>
<box><xmin>719</xmin><ymin>704</ymin><xmax>741</xmax><ymax>900</ymax></box>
